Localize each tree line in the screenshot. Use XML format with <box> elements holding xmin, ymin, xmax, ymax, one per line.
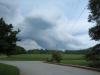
<box><xmin>27</xmin><ymin>49</ymin><xmax>89</xmax><ymax>54</ymax></box>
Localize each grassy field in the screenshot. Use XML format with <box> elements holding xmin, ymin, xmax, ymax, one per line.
<box><xmin>0</xmin><ymin>54</ymin><xmax>51</xmax><ymax>61</ymax></box>
<box><xmin>61</xmin><ymin>60</ymin><xmax>88</xmax><ymax>66</ymax></box>
<box><xmin>0</xmin><ymin>54</ymin><xmax>88</xmax><ymax>66</ymax></box>
<box><xmin>0</xmin><ymin>54</ymin><xmax>84</xmax><ymax>60</ymax></box>
<box><xmin>61</xmin><ymin>54</ymin><xmax>88</xmax><ymax>66</ymax></box>
<box><xmin>0</xmin><ymin>63</ymin><xmax>19</xmax><ymax>75</ymax></box>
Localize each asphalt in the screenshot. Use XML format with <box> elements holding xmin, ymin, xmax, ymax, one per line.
<box><xmin>0</xmin><ymin>61</ymin><xmax>100</xmax><ymax>75</ymax></box>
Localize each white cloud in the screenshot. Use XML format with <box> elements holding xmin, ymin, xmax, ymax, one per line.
<box><xmin>17</xmin><ymin>39</ymin><xmax>42</xmax><ymax>50</ymax></box>
<box><xmin>0</xmin><ymin>0</ymin><xmax>97</xmax><ymax>50</ymax></box>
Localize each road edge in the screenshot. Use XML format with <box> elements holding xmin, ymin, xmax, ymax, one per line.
<box><xmin>45</xmin><ymin>62</ymin><xmax>100</xmax><ymax>72</ymax></box>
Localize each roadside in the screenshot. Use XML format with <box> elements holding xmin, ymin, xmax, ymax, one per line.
<box><xmin>45</xmin><ymin>61</ymin><xmax>100</xmax><ymax>72</ymax></box>
<box><xmin>0</xmin><ymin>61</ymin><xmax>100</xmax><ymax>75</ymax></box>
<box><xmin>0</xmin><ymin>63</ymin><xmax>19</xmax><ymax>75</ymax></box>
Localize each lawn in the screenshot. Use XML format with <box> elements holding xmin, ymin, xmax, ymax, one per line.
<box><xmin>0</xmin><ymin>54</ymin><xmax>51</xmax><ymax>61</ymax></box>
<box><xmin>61</xmin><ymin>54</ymin><xmax>88</xmax><ymax>66</ymax></box>
<box><xmin>0</xmin><ymin>54</ymin><xmax>85</xmax><ymax>60</ymax></box>
<box><xmin>0</xmin><ymin>54</ymin><xmax>88</xmax><ymax>66</ymax></box>
<box><xmin>0</xmin><ymin>63</ymin><xmax>19</xmax><ymax>75</ymax></box>
<box><xmin>62</xmin><ymin>54</ymin><xmax>85</xmax><ymax>60</ymax></box>
<box><xmin>61</xmin><ymin>60</ymin><xmax>88</xmax><ymax>66</ymax></box>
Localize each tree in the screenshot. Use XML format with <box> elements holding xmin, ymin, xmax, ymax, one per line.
<box><xmin>13</xmin><ymin>46</ymin><xmax>26</xmax><ymax>55</ymax></box>
<box><xmin>88</xmin><ymin>0</ymin><xmax>100</xmax><ymax>40</ymax></box>
<box><xmin>0</xmin><ymin>18</ymin><xmax>20</xmax><ymax>56</ymax></box>
<box><xmin>86</xmin><ymin>44</ymin><xmax>100</xmax><ymax>67</ymax></box>
<box><xmin>51</xmin><ymin>51</ymin><xmax>62</xmax><ymax>63</ymax></box>
<box><xmin>86</xmin><ymin>0</ymin><xmax>100</xmax><ymax>67</ymax></box>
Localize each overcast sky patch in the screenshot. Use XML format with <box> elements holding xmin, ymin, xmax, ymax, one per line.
<box><xmin>0</xmin><ymin>0</ymin><xmax>97</xmax><ymax>50</ymax></box>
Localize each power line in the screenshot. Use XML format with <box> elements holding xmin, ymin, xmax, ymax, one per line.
<box><xmin>71</xmin><ymin>5</ymin><xmax>87</xmax><ymax>33</ymax></box>
<box><xmin>66</xmin><ymin>0</ymin><xmax>88</xmax><ymax>34</ymax></box>
<box><xmin>73</xmin><ymin>0</ymin><xmax>88</xmax><ymax>28</ymax></box>
<box><xmin>75</xmin><ymin>6</ymin><xmax>87</xmax><ymax>25</ymax></box>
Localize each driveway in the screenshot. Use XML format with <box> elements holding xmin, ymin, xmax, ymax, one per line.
<box><xmin>0</xmin><ymin>61</ymin><xmax>100</xmax><ymax>75</ymax></box>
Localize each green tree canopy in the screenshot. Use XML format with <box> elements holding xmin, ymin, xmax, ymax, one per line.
<box><xmin>88</xmin><ymin>0</ymin><xmax>100</xmax><ymax>41</ymax></box>
<box><xmin>86</xmin><ymin>0</ymin><xmax>100</xmax><ymax>68</ymax></box>
<box><xmin>0</xmin><ymin>18</ymin><xmax>20</xmax><ymax>56</ymax></box>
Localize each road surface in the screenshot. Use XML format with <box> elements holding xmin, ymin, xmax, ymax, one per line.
<box><xmin>0</xmin><ymin>61</ymin><xmax>100</xmax><ymax>75</ymax></box>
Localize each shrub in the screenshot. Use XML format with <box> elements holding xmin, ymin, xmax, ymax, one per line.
<box><xmin>51</xmin><ymin>51</ymin><xmax>62</xmax><ymax>63</ymax></box>
<box><xmin>85</xmin><ymin>44</ymin><xmax>100</xmax><ymax>68</ymax></box>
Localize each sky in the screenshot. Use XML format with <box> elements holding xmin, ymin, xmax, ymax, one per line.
<box><xmin>0</xmin><ymin>0</ymin><xmax>97</xmax><ymax>50</ymax></box>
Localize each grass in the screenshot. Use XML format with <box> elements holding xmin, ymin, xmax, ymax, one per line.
<box><xmin>60</xmin><ymin>54</ymin><xmax>88</xmax><ymax>66</ymax></box>
<box><xmin>0</xmin><ymin>54</ymin><xmax>84</xmax><ymax>60</ymax></box>
<box><xmin>0</xmin><ymin>63</ymin><xmax>19</xmax><ymax>75</ymax></box>
<box><xmin>62</xmin><ymin>54</ymin><xmax>85</xmax><ymax>60</ymax></box>
<box><xmin>61</xmin><ymin>60</ymin><xmax>88</xmax><ymax>66</ymax></box>
<box><xmin>0</xmin><ymin>54</ymin><xmax>51</xmax><ymax>61</ymax></box>
<box><xmin>0</xmin><ymin>54</ymin><xmax>88</xmax><ymax>66</ymax></box>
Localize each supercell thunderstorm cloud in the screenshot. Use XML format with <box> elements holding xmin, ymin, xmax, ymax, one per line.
<box><xmin>0</xmin><ymin>0</ymin><xmax>97</xmax><ymax>50</ymax></box>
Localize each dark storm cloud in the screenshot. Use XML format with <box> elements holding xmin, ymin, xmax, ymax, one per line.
<box><xmin>17</xmin><ymin>17</ymin><xmax>85</xmax><ymax>50</ymax></box>
<box><xmin>18</xmin><ymin>17</ymin><xmax>53</xmax><ymax>39</ymax></box>
<box><xmin>18</xmin><ymin>17</ymin><xmax>55</xmax><ymax>49</ymax></box>
<box><xmin>24</xmin><ymin>17</ymin><xmax>53</xmax><ymax>29</ymax></box>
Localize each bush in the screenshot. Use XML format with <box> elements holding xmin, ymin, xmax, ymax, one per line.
<box><xmin>50</xmin><ymin>51</ymin><xmax>62</xmax><ymax>63</ymax></box>
<box><xmin>88</xmin><ymin>61</ymin><xmax>100</xmax><ymax>68</ymax></box>
<box><xmin>85</xmin><ymin>44</ymin><xmax>100</xmax><ymax>68</ymax></box>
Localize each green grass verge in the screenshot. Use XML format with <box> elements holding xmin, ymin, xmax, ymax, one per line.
<box><xmin>61</xmin><ymin>60</ymin><xmax>88</xmax><ymax>66</ymax></box>
<box><xmin>0</xmin><ymin>63</ymin><xmax>19</xmax><ymax>75</ymax></box>
<box><xmin>62</xmin><ymin>54</ymin><xmax>85</xmax><ymax>60</ymax></box>
<box><xmin>0</xmin><ymin>54</ymin><xmax>51</xmax><ymax>61</ymax></box>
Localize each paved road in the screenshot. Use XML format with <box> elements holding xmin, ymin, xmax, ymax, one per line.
<box><xmin>0</xmin><ymin>61</ymin><xmax>100</xmax><ymax>75</ymax></box>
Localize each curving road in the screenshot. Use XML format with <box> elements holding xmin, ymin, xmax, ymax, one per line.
<box><xmin>0</xmin><ymin>61</ymin><xmax>100</xmax><ymax>75</ymax></box>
